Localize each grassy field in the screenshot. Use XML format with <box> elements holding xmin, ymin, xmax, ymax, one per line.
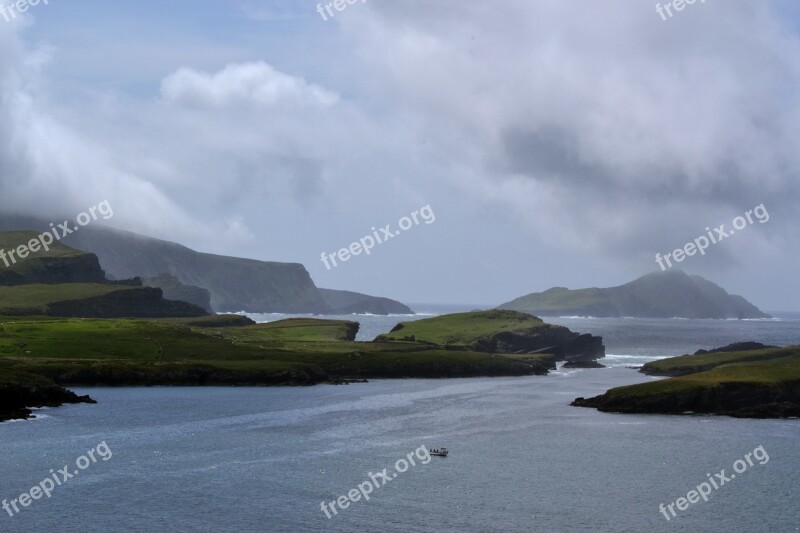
<box><xmin>640</xmin><ymin>346</ymin><xmax>799</xmax><ymax>376</ymax></box>
<box><xmin>233</xmin><ymin>318</ymin><xmax>359</xmax><ymax>342</ymax></box>
<box><xmin>0</xmin><ymin>315</ymin><xmax>552</xmax><ymax>390</ymax></box>
<box><xmin>500</xmin><ymin>287</ymin><xmax>606</xmax><ymax>313</ymax></box>
<box><xmin>376</xmin><ymin>309</ymin><xmax>546</xmax><ymax>345</ymax></box>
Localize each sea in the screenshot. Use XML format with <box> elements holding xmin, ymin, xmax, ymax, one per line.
<box><xmin>2</xmin><ymin>307</ymin><xmax>799</xmax><ymax>532</ymax></box>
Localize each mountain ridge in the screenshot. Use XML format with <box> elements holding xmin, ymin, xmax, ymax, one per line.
<box><xmin>498</xmin><ymin>270</ymin><xmax>770</xmax><ymax>319</ymax></box>
<box><xmin>0</xmin><ymin>215</ymin><xmax>413</xmax><ymax>315</ymax></box>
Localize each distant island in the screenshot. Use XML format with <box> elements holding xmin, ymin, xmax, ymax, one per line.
<box><xmin>572</xmin><ymin>342</ymin><xmax>800</xmax><ymax>419</ymax></box>
<box><xmin>0</xmin><ymin>309</ymin><xmax>604</xmax><ymax>422</ymax></box>
<box><xmin>498</xmin><ymin>270</ymin><xmax>770</xmax><ymax>319</ymax></box>
<box><xmin>0</xmin><ymin>216</ymin><xmax>413</xmax><ymax>315</ymax></box>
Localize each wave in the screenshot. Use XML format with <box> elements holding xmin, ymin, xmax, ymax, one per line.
<box><xmin>0</xmin><ymin>413</ymin><xmax>51</xmax><ymax>425</ymax></box>
<box><xmin>605</xmin><ymin>354</ymin><xmax>663</xmax><ymax>359</ymax></box>
<box><xmin>727</xmin><ymin>317</ymin><xmax>788</xmax><ymax>322</ymax></box>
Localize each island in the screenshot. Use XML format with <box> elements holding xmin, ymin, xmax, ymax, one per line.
<box><xmin>376</xmin><ymin>310</ymin><xmax>605</xmax><ymax>365</ymax></box>
<box><xmin>498</xmin><ymin>270</ymin><xmax>770</xmax><ymax>319</ymax></box>
<box><xmin>572</xmin><ymin>343</ymin><xmax>800</xmax><ymax>418</ymax></box>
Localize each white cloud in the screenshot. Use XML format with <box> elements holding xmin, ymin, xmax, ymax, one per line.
<box><xmin>160</xmin><ymin>62</ymin><xmax>339</xmax><ymax>108</ymax></box>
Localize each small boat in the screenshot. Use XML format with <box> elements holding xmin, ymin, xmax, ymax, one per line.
<box><xmin>430</xmin><ymin>447</ymin><xmax>448</xmax><ymax>457</ymax></box>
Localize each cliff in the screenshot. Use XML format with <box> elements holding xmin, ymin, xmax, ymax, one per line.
<box><xmin>0</xmin><ymin>231</ymin><xmax>209</xmax><ymax>318</ymax></box>
<box><xmin>0</xmin><ymin>215</ymin><xmax>413</xmax><ymax>315</ymax></box>
<box><xmin>144</xmin><ymin>273</ymin><xmax>214</xmax><ymax>313</ymax></box>
<box><xmin>0</xmin><ymin>231</ymin><xmax>107</xmax><ymax>285</ymax></box>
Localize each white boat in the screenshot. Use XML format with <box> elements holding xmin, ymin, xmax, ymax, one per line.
<box><xmin>430</xmin><ymin>447</ymin><xmax>448</xmax><ymax>457</ymax></box>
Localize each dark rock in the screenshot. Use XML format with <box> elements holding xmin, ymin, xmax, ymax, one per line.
<box><xmin>0</xmin><ymin>254</ymin><xmax>107</xmax><ymax>286</ymax></box>
<box><xmin>472</xmin><ymin>327</ymin><xmax>605</xmax><ymax>362</ymax></box>
<box><xmin>571</xmin><ymin>380</ymin><xmax>800</xmax><ymax>419</ymax></box>
<box><xmin>0</xmin><ymin>370</ymin><xmax>97</xmax><ymax>423</ymax></box>
<box><xmin>562</xmin><ymin>360</ymin><xmax>606</xmax><ymax>369</ymax></box>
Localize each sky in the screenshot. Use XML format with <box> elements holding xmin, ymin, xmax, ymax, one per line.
<box><xmin>0</xmin><ymin>0</ymin><xmax>798</xmax><ymax>310</ymax></box>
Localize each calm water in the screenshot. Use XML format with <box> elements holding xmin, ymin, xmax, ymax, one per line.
<box><xmin>2</xmin><ymin>313</ymin><xmax>800</xmax><ymax>532</ymax></box>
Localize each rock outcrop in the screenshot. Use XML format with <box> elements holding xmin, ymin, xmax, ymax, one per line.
<box><xmin>0</xmin><ymin>369</ymin><xmax>96</xmax><ymax>423</ymax></box>
<box><xmin>378</xmin><ymin>310</ymin><xmax>605</xmax><ymax>364</ymax></box>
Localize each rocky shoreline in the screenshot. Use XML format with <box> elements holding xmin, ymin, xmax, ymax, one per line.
<box><xmin>1</xmin><ymin>369</ymin><xmax>96</xmax><ymax>423</ymax></box>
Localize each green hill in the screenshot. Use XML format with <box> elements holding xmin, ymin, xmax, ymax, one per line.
<box><xmin>0</xmin><ymin>232</ymin><xmax>208</xmax><ymax>318</ymax></box>
<box><xmin>0</xmin><ymin>231</ymin><xmax>107</xmax><ymax>286</ymax></box>
<box><xmin>499</xmin><ymin>270</ymin><xmax>770</xmax><ymax>319</ymax></box>
<box><xmin>318</xmin><ymin>288</ymin><xmax>413</xmax><ymax>315</ymax></box>
<box><xmin>376</xmin><ymin>310</ymin><xmax>605</xmax><ymax>362</ymax></box>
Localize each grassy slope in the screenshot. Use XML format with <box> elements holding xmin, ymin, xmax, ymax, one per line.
<box><xmin>0</xmin><ymin>232</ymin><xmax>142</xmax><ymax>315</ymax></box>
<box><xmin>0</xmin><ymin>231</ymin><xmax>82</xmax><ymax>259</ymax></box>
<box><xmin>0</xmin><ymin>284</ymin><xmax>138</xmax><ymax>314</ymax></box>
<box><xmin>377</xmin><ymin>310</ymin><xmax>547</xmax><ymax>345</ymax></box>
<box><xmin>640</xmin><ymin>346</ymin><xmax>798</xmax><ymax>376</ymax></box>
<box><xmin>500</xmin><ymin>287</ymin><xmax>606</xmax><ymax>313</ymax></box>
<box><xmin>574</xmin><ymin>347</ymin><xmax>800</xmax><ymax>418</ymax></box>
<box><xmin>239</xmin><ymin>318</ymin><xmax>359</xmax><ymax>342</ymax></box>
<box><xmin>0</xmin><ymin>316</ymin><xmax>546</xmax><ymax>390</ymax></box>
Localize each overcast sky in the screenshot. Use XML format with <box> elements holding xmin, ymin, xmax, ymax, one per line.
<box><xmin>0</xmin><ymin>0</ymin><xmax>798</xmax><ymax>310</ymax></box>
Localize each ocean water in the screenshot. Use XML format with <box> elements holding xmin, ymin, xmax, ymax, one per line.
<box><xmin>547</xmin><ymin>315</ymin><xmax>800</xmax><ymax>367</ymax></box>
<box><xmin>2</xmin><ymin>313</ymin><xmax>800</xmax><ymax>532</ymax></box>
<box><xmin>239</xmin><ymin>302</ymin><xmax>471</xmax><ymax>342</ymax></box>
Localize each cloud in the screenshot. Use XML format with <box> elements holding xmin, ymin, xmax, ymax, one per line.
<box><xmin>161</xmin><ymin>62</ymin><xmax>339</xmax><ymax>108</ymax></box>
<box><xmin>344</xmin><ymin>0</ymin><xmax>800</xmax><ymax>263</ymax></box>
<box><xmin>0</xmin><ymin>32</ymin><xmax>365</xmax><ymax>251</ymax></box>
<box><xmin>0</xmin><ymin>33</ymin><xmax>216</xmax><ymax>244</ymax></box>
<box><xmin>0</xmin><ymin>2</ymin><xmax>798</xmax><ymax>306</ymax></box>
